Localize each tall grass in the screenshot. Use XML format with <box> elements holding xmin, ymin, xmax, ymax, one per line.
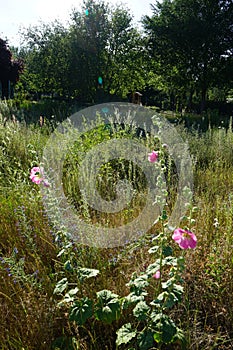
<box><xmin>174</xmin><ymin>120</ymin><xmax>233</xmax><ymax>349</ymax></box>
<box><xmin>0</xmin><ymin>103</ymin><xmax>233</xmax><ymax>349</ymax></box>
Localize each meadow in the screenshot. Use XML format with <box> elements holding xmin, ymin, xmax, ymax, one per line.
<box><xmin>0</xmin><ymin>100</ymin><xmax>233</xmax><ymax>350</ymax></box>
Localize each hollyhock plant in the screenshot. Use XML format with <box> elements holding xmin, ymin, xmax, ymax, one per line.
<box><xmin>148</xmin><ymin>150</ymin><xmax>159</xmax><ymax>163</ymax></box>
<box><xmin>172</xmin><ymin>228</ymin><xmax>197</xmax><ymax>249</ymax></box>
<box><xmin>30</xmin><ymin>167</ymin><xmax>49</xmax><ymax>187</ymax></box>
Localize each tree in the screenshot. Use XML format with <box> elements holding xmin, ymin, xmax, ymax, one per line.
<box><xmin>68</xmin><ymin>0</ymin><xmax>111</xmax><ymax>101</ymax></box>
<box><xmin>69</xmin><ymin>0</ymin><xmax>146</xmax><ymax>101</ymax></box>
<box><xmin>143</xmin><ymin>0</ymin><xmax>233</xmax><ymax>112</ymax></box>
<box><xmin>0</xmin><ymin>38</ymin><xmax>24</xmax><ymax>99</ymax></box>
<box><xmin>20</xmin><ymin>21</ymin><xmax>70</xmax><ymax>98</ymax></box>
<box><xmin>20</xmin><ymin>0</ymin><xmax>147</xmax><ymax>103</ymax></box>
<box><xmin>103</xmin><ymin>6</ymin><xmax>147</xmax><ymax>97</ymax></box>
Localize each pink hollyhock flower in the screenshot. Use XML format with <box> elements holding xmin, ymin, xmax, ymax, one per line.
<box><xmin>30</xmin><ymin>167</ymin><xmax>49</xmax><ymax>187</ymax></box>
<box><xmin>153</xmin><ymin>270</ymin><xmax>161</xmax><ymax>279</ymax></box>
<box><xmin>148</xmin><ymin>150</ymin><xmax>159</xmax><ymax>163</ymax></box>
<box><xmin>172</xmin><ymin>228</ymin><xmax>197</xmax><ymax>249</ymax></box>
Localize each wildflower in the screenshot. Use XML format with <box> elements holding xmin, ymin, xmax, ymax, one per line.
<box><xmin>6</xmin><ymin>267</ymin><xmax>11</xmax><ymax>276</ymax></box>
<box><xmin>148</xmin><ymin>150</ymin><xmax>159</xmax><ymax>163</ymax></box>
<box><xmin>213</xmin><ymin>218</ymin><xmax>219</xmax><ymax>228</ymax></box>
<box><xmin>32</xmin><ymin>269</ymin><xmax>39</xmax><ymax>277</ymax></box>
<box><xmin>42</xmin><ymin>179</ymin><xmax>50</xmax><ymax>187</ymax></box>
<box><xmin>172</xmin><ymin>228</ymin><xmax>197</xmax><ymax>249</ymax></box>
<box><xmin>30</xmin><ymin>167</ymin><xmax>49</xmax><ymax>187</ymax></box>
<box><xmin>153</xmin><ymin>270</ymin><xmax>161</xmax><ymax>279</ymax></box>
<box><xmin>30</xmin><ymin>167</ymin><xmax>43</xmax><ymax>184</ymax></box>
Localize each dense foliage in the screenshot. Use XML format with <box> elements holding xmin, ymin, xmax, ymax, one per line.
<box><xmin>143</xmin><ymin>0</ymin><xmax>233</xmax><ymax>112</ymax></box>
<box><xmin>17</xmin><ymin>0</ymin><xmax>146</xmax><ymax>103</ymax></box>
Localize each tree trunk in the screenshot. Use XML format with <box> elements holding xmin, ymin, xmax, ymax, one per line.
<box><xmin>200</xmin><ymin>63</ymin><xmax>208</xmax><ymax>113</ymax></box>
<box><xmin>200</xmin><ymin>86</ymin><xmax>207</xmax><ymax>113</ymax></box>
<box><xmin>187</xmin><ymin>89</ymin><xmax>194</xmax><ymax>112</ymax></box>
<box><xmin>1</xmin><ymin>79</ymin><xmax>9</xmax><ymax>99</ymax></box>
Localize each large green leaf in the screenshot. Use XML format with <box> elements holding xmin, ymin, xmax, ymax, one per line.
<box><xmin>146</xmin><ymin>262</ymin><xmax>160</xmax><ymax>276</ymax></box>
<box><xmin>127</xmin><ymin>275</ymin><xmax>149</xmax><ymax>290</ymax></box>
<box><xmin>95</xmin><ymin>289</ymin><xmax>121</xmax><ymax>324</ymax></box>
<box><xmin>152</xmin><ymin>314</ymin><xmax>177</xmax><ymax>344</ymax></box>
<box><xmin>58</xmin><ymin>287</ymin><xmax>79</xmax><ymax>306</ymax></box>
<box><xmin>116</xmin><ymin>323</ymin><xmax>137</xmax><ymax>346</ymax></box>
<box><xmin>133</xmin><ymin>301</ymin><xmax>150</xmax><ymax>321</ymax></box>
<box><xmin>69</xmin><ymin>297</ymin><xmax>93</xmax><ymax>325</ymax></box>
<box><xmin>162</xmin><ymin>245</ymin><xmax>173</xmax><ymax>257</ymax></box>
<box><xmin>148</xmin><ymin>245</ymin><xmax>159</xmax><ymax>254</ymax></box>
<box><xmin>161</xmin><ymin>317</ymin><xmax>177</xmax><ymax>344</ymax></box>
<box><xmin>137</xmin><ymin>329</ymin><xmax>155</xmax><ymax>350</ymax></box>
<box><xmin>77</xmin><ymin>268</ymin><xmax>99</xmax><ymax>282</ymax></box>
<box><xmin>122</xmin><ymin>292</ymin><xmax>147</xmax><ymax>309</ymax></box>
<box><xmin>172</xmin><ymin>284</ymin><xmax>184</xmax><ymax>300</ymax></box>
<box><xmin>53</xmin><ymin>278</ymin><xmax>68</xmax><ymax>294</ymax></box>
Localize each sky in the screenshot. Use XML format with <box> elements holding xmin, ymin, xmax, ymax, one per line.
<box><xmin>0</xmin><ymin>0</ymin><xmax>155</xmax><ymax>47</ymax></box>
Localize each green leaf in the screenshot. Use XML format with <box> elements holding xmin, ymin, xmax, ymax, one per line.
<box><xmin>152</xmin><ymin>233</ymin><xmax>163</xmax><ymax>242</ymax></box>
<box><xmin>64</xmin><ymin>260</ymin><xmax>73</xmax><ymax>272</ymax></box>
<box><xmin>148</xmin><ymin>245</ymin><xmax>159</xmax><ymax>254</ymax></box>
<box><xmin>162</xmin><ymin>245</ymin><xmax>173</xmax><ymax>257</ymax></box>
<box><xmin>152</xmin><ymin>315</ymin><xmax>177</xmax><ymax>344</ymax></box>
<box><xmin>68</xmin><ymin>287</ymin><xmax>79</xmax><ymax>296</ymax></box>
<box><xmin>158</xmin><ymin>292</ymin><xmax>167</xmax><ymax>301</ymax></box>
<box><xmin>161</xmin><ymin>317</ymin><xmax>177</xmax><ymax>343</ymax></box>
<box><xmin>162</xmin><ymin>278</ymin><xmax>174</xmax><ymax>290</ymax></box>
<box><xmin>146</xmin><ymin>262</ymin><xmax>160</xmax><ymax>276</ymax></box>
<box><xmin>153</xmin><ymin>331</ymin><xmax>162</xmax><ymax>343</ymax></box>
<box><xmin>137</xmin><ymin>329</ymin><xmax>155</xmax><ymax>350</ymax></box>
<box><xmin>165</xmin><ymin>292</ymin><xmax>180</xmax><ymax>308</ymax></box>
<box><xmin>173</xmin><ymin>284</ymin><xmax>184</xmax><ymax>300</ymax></box>
<box><xmin>57</xmin><ymin>248</ymin><xmax>65</xmax><ymax>257</ymax></box>
<box><xmin>164</xmin><ymin>292</ymin><xmax>179</xmax><ymax>308</ymax></box>
<box><xmin>128</xmin><ymin>275</ymin><xmax>149</xmax><ymax>289</ymax></box>
<box><xmin>77</xmin><ymin>268</ymin><xmax>99</xmax><ymax>282</ymax></box>
<box><xmin>58</xmin><ymin>287</ymin><xmax>79</xmax><ymax>306</ymax></box>
<box><xmin>151</xmin><ymin>290</ymin><xmax>179</xmax><ymax>309</ymax></box>
<box><xmin>54</xmin><ymin>278</ymin><xmax>68</xmax><ymax>294</ymax></box>
<box><xmin>95</xmin><ymin>289</ymin><xmax>121</xmax><ymax>324</ymax></box>
<box><xmin>69</xmin><ymin>297</ymin><xmax>93</xmax><ymax>325</ymax></box>
<box><xmin>150</xmin><ymin>311</ymin><xmax>163</xmax><ymax>323</ymax></box>
<box><xmin>162</xmin><ymin>256</ymin><xmax>177</xmax><ymax>266</ymax></box>
<box><xmin>173</xmin><ymin>327</ymin><xmax>186</xmax><ymax>346</ymax></box>
<box><xmin>133</xmin><ymin>301</ymin><xmax>150</xmax><ymax>321</ymax></box>
<box><xmin>64</xmin><ymin>287</ymin><xmax>79</xmax><ymax>300</ymax></box>
<box><xmin>116</xmin><ymin>323</ymin><xmax>137</xmax><ymax>346</ymax></box>
<box><xmin>122</xmin><ymin>292</ymin><xmax>147</xmax><ymax>309</ymax></box>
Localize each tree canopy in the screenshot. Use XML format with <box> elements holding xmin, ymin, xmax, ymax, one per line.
<box><xmin>143</xmin><ymin>0</ymin><xmax>233</xmax><ymax>111</ymax></box>
<box><xmin>19</xmin><ymin>0</ymin><xmax>146</xmax><ymax>103</ymax></box>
